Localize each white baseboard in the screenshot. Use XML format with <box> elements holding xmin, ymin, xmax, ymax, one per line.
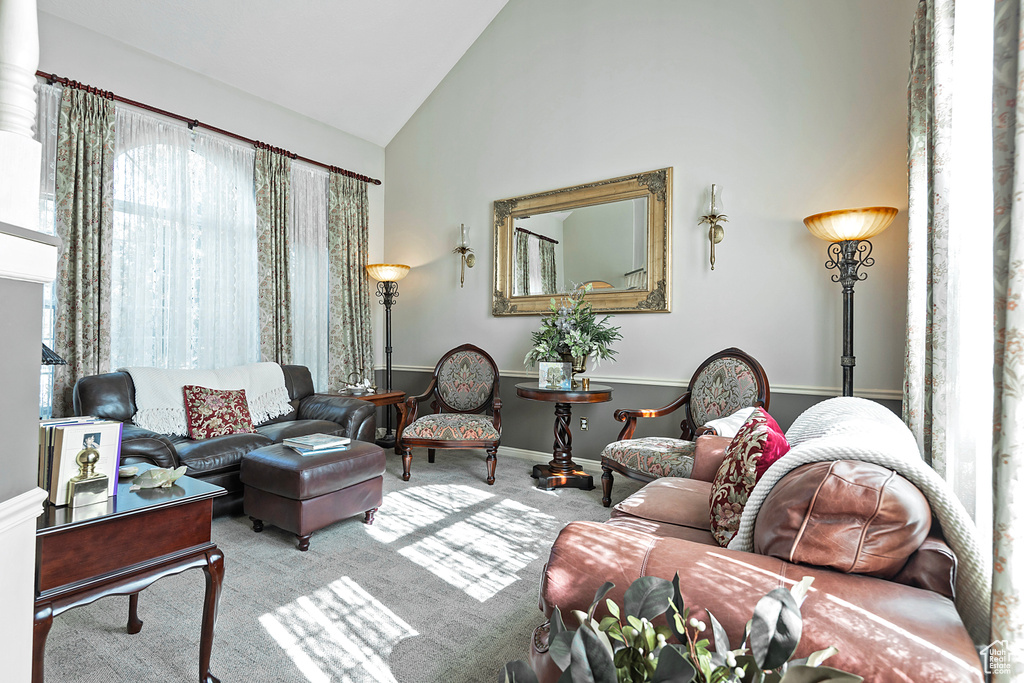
<box><xmin>498</xmin><ymin>445</ymin><xmax>601</xmax><ymax>472</ymax></box>
<box><xmin>0</xmin><ymin>486</ymin><xmax>46</xmax><ymax>535</ymax></box>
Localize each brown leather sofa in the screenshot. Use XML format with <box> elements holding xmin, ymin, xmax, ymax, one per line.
<box><xmin>73</xmin><ymin>365</ymin><xmax>376</xmax><ymax>515</ymax></box>
<box><xmin>529</xmin><ymin>435</ymin><xmax>984</xmax><ymax>682</ymax></box>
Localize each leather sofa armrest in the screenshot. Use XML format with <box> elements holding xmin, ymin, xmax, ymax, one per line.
<box><xmin>298</xmin><ymin>394</ymin><xmax>377</xmax><ymax>443</ymax></box>
<box><xmin>538</xmin><ymin>521</ymin><xmax>982</xmax><ymax>683</ymax></box>
<box><xmin>120</xmin><ymin>424</ymin><xmax>180</xmax><ymax>469</ymax></box>
<box><xmin>689</xmin><ymin>434</ymin><xmax>733</xmax><ymax>481</ymax></box>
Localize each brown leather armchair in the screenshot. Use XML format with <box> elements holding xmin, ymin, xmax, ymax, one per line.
<box><xmin>395</xmin><ymin>344</ymin><xmax>501</xmax><ymax>484</ymax></box>
<box><xmin>528</xmin><ymin>436</ymin><xmax>983</xmax><ymax>682</ymax></box>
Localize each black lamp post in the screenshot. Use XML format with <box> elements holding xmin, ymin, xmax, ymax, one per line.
<box><xmin>366</xmin><ymin>263</ymin><xmax>410</xmax><ymax>447</ymax></box>
<box><xmin>804</xmin><ymin>207</ymin><xmax>897</xmax><ymax>397</ymax></box>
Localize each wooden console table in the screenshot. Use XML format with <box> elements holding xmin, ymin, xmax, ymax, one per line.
<box><xmin>34</xmin><ymin>465</ymin><xmax>226</xmax><ymax>683</ymax></box>
<box><xmin>516</xmin><ymin>381</ymin><xmax>613</xmax><ymax>490</ymax></box>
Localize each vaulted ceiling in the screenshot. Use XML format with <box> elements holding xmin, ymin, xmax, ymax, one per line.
<box><xmin>38</xmin><ymin>0</ymin><xmax>510</xmax><ymax>147</ymax></box>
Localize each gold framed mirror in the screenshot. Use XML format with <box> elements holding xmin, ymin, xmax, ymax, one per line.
<box><xmin>492</xmin><ymin>168</ymin><xmax>671</xmax><ymax>315</ymax></box>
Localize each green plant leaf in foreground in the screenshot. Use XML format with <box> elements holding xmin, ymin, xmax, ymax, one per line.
<box><xmin>570</xmin><ymin>625</ymin><xmax>618</xmax><ymax>683</ymax></box>
<box><xmin>652</xmin><ymin>644</ymin><xmax>697</xmax><ymax>683</ymax></box>
<box><xmin>624</xmin><ymin>576</ymin><xmax>675</xmax><ymax>621</ymax></box>
<box><xmin>750</xmin><ymin>587</ymin><xmax>802</xmax><ymax>670</ymax></box>
<box><xmin>588</xmin><ymin>582</ymin><xmax>615</xmax><ymax>621</ymax></box>
<box><xmin>777</xmin><ymin>665</ymin><xmax>863</xmax><ymax>683</ymax></box>
<box><xmin>499</xmin><ymin>660</ymin><xmax>540</xmax><ymax>683</ymax></box>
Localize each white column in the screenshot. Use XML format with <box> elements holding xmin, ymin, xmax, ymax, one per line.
<box><xmin>0</xmin><ymin>0</ymin><xmax>41</xmax><ymax>231</ymax></box>
<box><xmin>0</xmin><ymin>489</ymin><xmax>46</xmax><ymax>683</ymax></box>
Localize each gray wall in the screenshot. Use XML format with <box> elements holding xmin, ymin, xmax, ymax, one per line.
<box><xmin>382</xmin><ymin>0</ymin><xmax>916</xmax><ymax>398</ymax></box>
<box><xmin>0</xmin><ymin>276</ymin><xmax>44</xmax><ymax>501</ymax></box>
<box><xmin>391</xmin><ymin>369</ymin><xmax>900</xmax><ymax>459</ymax></box>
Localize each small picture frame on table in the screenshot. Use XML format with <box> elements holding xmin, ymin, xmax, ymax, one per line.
<box><xmin>538</xmin><ymin>361</ymin><xmax>572</xmax><ymax>389</ymax></box>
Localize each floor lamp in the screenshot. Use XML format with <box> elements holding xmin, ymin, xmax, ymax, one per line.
<box><xmin>366</xmin><ymin>263</ymin><xmax>410</xmax><ymax>447</ymax></box>
<box><xmin>804</xmin><ymin>207</ymin><xmax>897</xmax><ymax>397</ymax></box>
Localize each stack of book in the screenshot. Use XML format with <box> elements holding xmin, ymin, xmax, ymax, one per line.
<box><xmin>283</xmin><ymin>433</ymin><xmax>351</xmax><ymax>456</ymax></box>
<box><xmin>39</xmin><ymin>417</ymin><xmax>123</xmax><ymax>506</ymax></box>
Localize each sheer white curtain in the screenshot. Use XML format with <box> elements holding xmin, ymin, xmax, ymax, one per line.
<box><xmin>111</xmin><ymin>108</ymin><xmax>193</xmax><ymax>368</ymax></box>
<box><xmin>191</xmin><ymin>130</ymin><xmax>258</xmax><ymax>368</ymax></box>
<box><xmin>290</xmin><ymin>163</ymin><xmax>329</xmax><ymax>390</ymax></box>
<box><xmin>111</xmin><ymin>107</ymin><xmax>258</xmax><ymax>370</ymax></box>
<box><xmin>35</xmin><ymin>83</ymin><xmax>62</xmax><ymax>417</ymax></box>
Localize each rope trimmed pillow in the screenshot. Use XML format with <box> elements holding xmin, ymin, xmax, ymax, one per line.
<box><xmin>182</xmin><ymin>385</ymin><xmax>257</xmax><ymax>440</ymax></box>
<box><xmin>708</xmin><ymin>407</ymin><xmax>790</xmax><ymax>546</ymax></box>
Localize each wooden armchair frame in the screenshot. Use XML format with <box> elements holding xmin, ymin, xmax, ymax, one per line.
<box><xmin>601</xmin><ymin>347</ymin><xmax>770</xmax><ymax>505</ymax></box>
<box><xmin>396</xmin><ymin>344</ymin><xmax>502</xmax><ymax>484</ymax></box>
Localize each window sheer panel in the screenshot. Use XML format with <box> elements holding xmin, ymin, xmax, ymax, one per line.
<box><xmin>112</xmin><ymin>108</ymin><xmax>193</xmax><ymax>369</ymax></box>
<box><xmin>191</xmin><ymin>131</ymin><xmax>258</xmax><ymax>369</ymax></box>
<box><xmin>112</xmin><ymin>108</ymin><xmax>258</xmax><ymax>370</ymax></box>
<box><xmin>35</xmin><ymin>83</ymin><xmax>61</xmax><ymax>417</ymax></box>
<box><xmin>290</xmin><ymin>163</ymin><xmax>330</xmax><ymax>391</ymax></box>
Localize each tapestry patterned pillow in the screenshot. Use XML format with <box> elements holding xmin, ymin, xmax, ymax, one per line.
<box><xmin>182</xmin><ymin>385</ymin><xmax>256</xmax><ymax>440</ymax></box>
<box><xmin>708</xmin><ymin>408</ymin><xmax>790</xmax><ymax>547</ymax></box>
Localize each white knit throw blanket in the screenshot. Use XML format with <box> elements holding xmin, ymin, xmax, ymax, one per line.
<box><xmin>727</xmin><ymin>397</ymin><xmax>991</xmax><ymax>645</ymax></box>
<box><xmin>124</xmin><ymin>363</ymin><xmax>293</xmax><ymax>436</ymax></box>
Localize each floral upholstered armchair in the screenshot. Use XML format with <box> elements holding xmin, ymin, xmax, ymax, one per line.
<box><xmin>396</xmin><ymin>344</ymin><xmax>502</xmax><ymax>484</ymax></box>
<box><xmin>600</xmin><ymin>347</ymin><xmax>769</xmax><ymax>506</ymax></box>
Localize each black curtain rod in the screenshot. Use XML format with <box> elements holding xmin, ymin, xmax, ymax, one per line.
<box><xmin>37</xmin><ymin>70</ymin><xmax>382</xmax><ymax>186</ymax></box>
<box><xmin>515</xmin><ymin>226</ymin><xmax>559</xmax><ymax>244</ymax></box>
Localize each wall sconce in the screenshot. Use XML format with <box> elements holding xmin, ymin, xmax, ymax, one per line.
<box><xmin>804</xmin><ymin>206</ymin><xmax>897</xmax><ymax>396</ymax></box>
<box><xmin>452</xmin><ymin>223</ymin><xmax>475</xmax><ymax>287</ymax></box>
<box><xmin>698</xmin><ymin>184</ymin><xmax>727</xmax><ymax>270</ymax></box>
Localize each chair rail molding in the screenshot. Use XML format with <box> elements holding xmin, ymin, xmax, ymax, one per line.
<box><xmin>390</xmin><ymin>364</ymin><xmax>901</xmax><ymax>401</ymax></box>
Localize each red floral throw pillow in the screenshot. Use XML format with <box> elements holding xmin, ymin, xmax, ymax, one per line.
<box><xmin>182</xmin><ymin>385</ymin><xmax>256</xmax><ymax>440</ymax></box>
<box><xmin>708</xmin><ymin>408</ymin><xmax>790</xmax><ymax>547</ymax></box>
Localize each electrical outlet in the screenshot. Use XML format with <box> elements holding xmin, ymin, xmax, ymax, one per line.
<box><xmin>580</xmin><ymin>417</ymin><xmax>589</xmax><ymax>430</ymax></box>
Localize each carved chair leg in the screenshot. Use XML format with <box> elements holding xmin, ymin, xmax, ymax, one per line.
<box><xmin>364</xmin><ymin>508</ymin><xmax>377</xmax><ymax>525</ymax></box>
<box><xmin>485</xmin><ymin>447</ymin><xmax>497</xmax><ymax>485</ymax></box>
<box><xmin>601</xmin><ymin>465</ymin><xmax>614</xmax><ymax>508</ymax></box>
<box><xmin>401</xmin><ymin>447</ymin><xmax>412</xmax><ymax>482</ymax></box>
<box><xmin>428</xmin><ymin>448</ymin><xmax>435</xmax><ymax>463</ymax></box>
<box><xmin>296</xmin><ymin>534</ymin><xmax>311</xmax><ymax>552</ymax></box>
<box><xmin>127</xmin><ymin>592</ymin><xmax>143</xmax><ymax>634</ymax></box>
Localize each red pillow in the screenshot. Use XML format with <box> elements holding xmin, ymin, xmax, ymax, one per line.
<box><xmin>708</xmin><ymin>408</ymin><xmax>790</xmax><ymax>547</ymax></box>
<box><xmin>182</xmin><ymin>385</ymin><xmax>256</xmax><ymax>440</ymax></box>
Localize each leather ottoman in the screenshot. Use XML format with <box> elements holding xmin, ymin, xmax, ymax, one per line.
<box><xmin>240</xmin><ymin>441</ymin><xmax>385</xmax><ymax>551</ymax></box>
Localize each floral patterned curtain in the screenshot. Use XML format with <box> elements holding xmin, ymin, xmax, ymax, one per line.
<box><xmin>539</xmin><ymin>239</ymin><xmax>557</xmax><ymax>294</ymax></box>
<box><xmin>514</xmin><ymin>229</ymin><xmax>530</xmax><ymax>296</ymax></box>
<box><xmin>991</xmin><ymin>0</ymin><xmax>1024</xmax><ymax>673</ymax></box>
<box><xmin>326</xmin><ymin>173</ymin><xmax>373</xmax><ymax>391</ymax></box>
<box><xmin>52</xmin><ymin>88</ymin><xmax>115</xmax><ymax>417</ymax></box>
<box><xmin>255</xmin><ymin>147</ymin><xmax>293</xmax><ymax>364</ymax></box>
<box><xmin>904</xmin><ymin>1</ymin><xmax>965</xmax><ymax>500</ymax></box>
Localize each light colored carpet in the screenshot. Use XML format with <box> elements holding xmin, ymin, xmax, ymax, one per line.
<box><xmin>44</xmin><ymin>450</ymin><xmax>642</xmax><ymax>682</ymax></box>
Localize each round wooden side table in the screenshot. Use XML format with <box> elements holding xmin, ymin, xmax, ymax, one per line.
<box><xmin>515</xmin><ymin>381</ymin><xmax>613</xmax><ymax>490</ymax></box>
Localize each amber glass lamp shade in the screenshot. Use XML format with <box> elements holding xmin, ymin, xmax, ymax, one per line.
<box><xmin>803</xmin><ymin>207</ymin><xmax>898</xmax><ymax>243</ymax></box>
<box><xmin>365</xmin><ymin>263</ymin><xmax>410</xmax><ymax>282</ymax></box>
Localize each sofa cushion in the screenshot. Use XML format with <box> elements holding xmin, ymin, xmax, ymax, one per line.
<box><xmin>256</xmin><ymin>419</ymin><xmax>346</xmax><ymax>443</ymax></box>
<box><xmin>613</xmin><ymin>477</ymin><xmax>712</xmax><ymax>531</ymax></box>
<box><xmin>753</xmin><ymin>460</ymin><xmax>932</xmax><ymax>579</ymax></box>
<box><xmin>605</xmin><ymin>515</ymin><xmax>716</xmax><ymax>546</ymax></box>
<box><xmin>174</xmin><ymin>432</ymin><xmax>273</xmax><ymax>476</ymax></box>
<box><xmin>600</xmin><ymin>437</ymin><xmax>696</xmax><ymax>478</ymax></box>
<box><xmin>183</xmin><ymin>385</ymin><xmax>257</xmax><ymax>440</ymax></box>
<box><xmin>708</xmin><ymin>408</ymin><xmax>790</xmax><ymax>546</ymax></box>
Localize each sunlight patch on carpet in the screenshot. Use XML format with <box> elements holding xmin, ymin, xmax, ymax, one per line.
<box><xmin>259</xmin><ymin>576</ymin><xmax>417</xmax><ymax>683</ymax></box>
<box><xmin>398</xmin><ymin>498</ymin><xmax>558</xmax><ymax>602</ymax></box>
<box><xmin>365</xmin><ymin>483</ymin><xmax>495</xmax><ymax>543</ymax></box>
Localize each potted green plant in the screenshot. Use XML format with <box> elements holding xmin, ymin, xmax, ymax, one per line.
<box><xmin>501</xmin><ymin>574</ymin><xmax>861</xmax><ymax>683</ymax></box>
<box><xmin>524</xmin><ymin>285</ymin><xmax>623</xmax><ymax>375</ymax></box>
